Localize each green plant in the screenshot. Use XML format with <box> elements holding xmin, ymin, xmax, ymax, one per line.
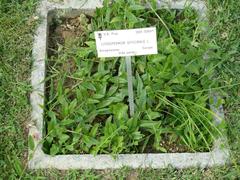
<box><xmin>1</xmin><ymin>0</ymin><xmax>240</xmax><ymax>178</ymax></box>
<box><xmin>43</xmin><ymin>0</ymin><xmax>225</xmax><ymax>156</ymax></box>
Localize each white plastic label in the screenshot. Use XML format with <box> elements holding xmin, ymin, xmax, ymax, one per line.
<box><xmin>94</xmin><ymin>27</ymin><xmax>158</xmax><ymax>57</ymax></box>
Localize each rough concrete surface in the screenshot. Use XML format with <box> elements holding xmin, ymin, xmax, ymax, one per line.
<box><xmin>29</xmin><ymin>0</ymin><xmax>229</xmax><ymax>170</ymax></box>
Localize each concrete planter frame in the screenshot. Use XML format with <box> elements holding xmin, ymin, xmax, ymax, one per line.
<box><xmin>29</xmin><ymin>0</ymin><xmax>229</xmax><ymax>169</ymax></box>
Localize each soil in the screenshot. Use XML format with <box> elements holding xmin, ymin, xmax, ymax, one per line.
<box><xmin>48</xmin><ymin>15</ymin><xmax>90</xmax><ymax>55</ymax></box>
<box><xmin>160</xmin><ymin>135</ymin><xmax>190</xmax><ymax>153</ymax></box>
<box><xmin>140</xmin><ymin>133</ymin><xmax>190</xmax><ymax>153</ymax></box>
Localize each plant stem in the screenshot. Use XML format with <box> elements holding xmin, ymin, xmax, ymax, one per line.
<box><xmin>146</xmin><ymin>0</ymin><xmax>173</xmax><ymax>41</ymax></box>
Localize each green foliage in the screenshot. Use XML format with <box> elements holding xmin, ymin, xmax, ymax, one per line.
<box><xmin>1</xmin><ymin>0</ymin><xmax>240</xmax><ymax>178</ymax></box>
<box><xmin>43</xmin><ymin>0</ymin><xmax>225</xmax><ymax>155</ymax></box>
<box><xmin>0</xmin><ymin>0</ymin><xmax>38</xmax><ymax>178</ymax></box>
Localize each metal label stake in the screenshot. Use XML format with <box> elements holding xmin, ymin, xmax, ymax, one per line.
<box><xmin>126</xmin><ymin>56</ymin><xmax>134</xmax><ymax>117</ymax></box>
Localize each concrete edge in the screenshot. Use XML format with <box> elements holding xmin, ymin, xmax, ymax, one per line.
<box><xmin>29</xmin><ymin>146</ymin><xmax>230</xmax><ymax>170</ymax></box>
<box><xmin>29</xmin><ymin>0</ymin><xmax>229</xmax><ymax>170</ymax></box>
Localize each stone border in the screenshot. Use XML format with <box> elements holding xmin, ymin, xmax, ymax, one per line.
<box><xmin>29</xmin><ymin>0</ymin><xmax>229</xmax><ymax>169</ymax></box>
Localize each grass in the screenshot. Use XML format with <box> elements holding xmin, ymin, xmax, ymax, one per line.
<box><xmin>0</xmin><ymin>0</ymin><xmax>239</xmax><ymax>179</ymax></box>
<box><xmin>44</xmin><ymin>4</ymin><xmax>221</xmax><ymax>155</ymax></box>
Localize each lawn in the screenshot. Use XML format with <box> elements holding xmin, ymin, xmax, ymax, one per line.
<box><xmin>0</xmin><ymin>0</ymin><xmax>239</xmax><ymax>179</ymax></box>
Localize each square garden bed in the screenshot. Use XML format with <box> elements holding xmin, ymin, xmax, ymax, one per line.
<box><xmin>29</xmin><ymin>0</ymin><xmax>229</xmax><ymax>169</ymax></box>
